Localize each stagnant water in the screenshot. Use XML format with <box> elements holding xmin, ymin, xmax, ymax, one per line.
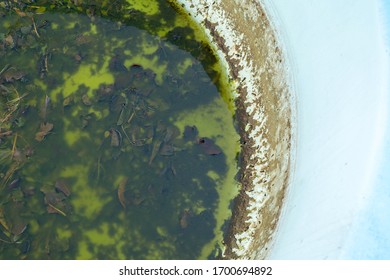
<box><xmin>0</xmin><ymin>0</ymin><xmax>240</xmax><ymax>259</ymax></box>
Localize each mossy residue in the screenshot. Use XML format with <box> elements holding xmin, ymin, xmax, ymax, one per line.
<box><xmin>0</xmin><ymin>0</ymin><xmax>239</xmax><ymax>260</ymax></box>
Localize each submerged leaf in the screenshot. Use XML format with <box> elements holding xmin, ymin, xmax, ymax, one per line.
<box><xmin>110</xmin><ymin>128</ymin><xmax>122</xmax><ymax>147</ymax></box>
<box><xmin>11</xmin><ymin>221</ymin><xmax>27</xmax><ymax>236</ymax></box>
<box><xmin>117</xmin><ymin>176</ymin><xmax>128</xmax><ymax>209</ymax></box>
<box><xmin>81</xmin><ymin>94</ymin><xmax>92</xmax><ymax>106</ymax></box>
<box><xmin>44</xmin><ymin>191</ymin><xmax>65</xmax><ymax>205</ymax></box>
<box><xmin>1</xmin><ymin>68</ymin><xmax>25</xmax><ymax>83</ymax></box>
<box><xmin>117</xmin><ymin>107</ymin><xmax>129</xmax><ymax>126</ymax></box>
<box><xmin>47</xmin><ymin>204</ymin><xmax>67</xmax><ymax>216</ymax></box>
<box><xmin>197</xmin><ymin>137</ymin><xmax>222</xmax><ymax>155</ymax></box>
<box><xmin>44</xmin><ymin>191</ymin><xmax>68</xmax><ymax>216</ymax></box>
<box><xmin>179</xmin><ymin>210</ymin><xmax>192</xmax><ymax>229</ymax></box>
<box><xmin>149</xmin><ymin>139</ymin><xmax>162</xmax><ymax>165</ymax></box>
<box><xmin>35</xmin><ymin>122</ymin><xmax>53</xmax><ymax>141</ymax></box>
<box><xmin>55</xmin><ymin>179</ymin><xmax>71</xmax><ymax>197</ymax></box>
<box><xmin>7</xmin><ymin>177</ymin><xmax>21</xmax><ymax>190</ymax></box>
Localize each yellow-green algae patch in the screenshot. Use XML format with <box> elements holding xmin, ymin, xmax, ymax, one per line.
<box><xmin>126</xmin><ymin>0</ymin><xmax>160</xmax><ymax>16</ymax></box>
<box><xmin>51</xmin><ymin>63</ymin><xmax>114</xmax><ymax>101</ymax></box>
<box><xmin>174</xmin><ymin>96</ymin><xmax>240</xmax><ymax>259</ymax></box>
<box><xmin>124</xmin><ymin>54</ymin><xmax>167</xmax><ymax>85</ymax></box>
<box><xmin>60</xmin><ymin>164</ymin><xmax>112</xmax><ymax>218</ymax></box>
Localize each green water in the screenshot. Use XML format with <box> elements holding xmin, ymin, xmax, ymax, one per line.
<box><xmin>0</xmin><ymin>0</ymin><xmax>240</xmax><ymax>259</ymax></box>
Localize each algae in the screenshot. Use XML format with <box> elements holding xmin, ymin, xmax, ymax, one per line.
<box><xmin>0</xmin><ymin>0</ymin><xmax>239</xmax><ymax>259</ymax></box>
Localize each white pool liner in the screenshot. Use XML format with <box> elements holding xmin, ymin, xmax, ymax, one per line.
<box><xmin>265</xmin><ymin>0</ymin><xmax>390</xmax><ymax>259</ymax></box>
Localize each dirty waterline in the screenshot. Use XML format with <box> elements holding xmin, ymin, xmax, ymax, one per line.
<box><xmin>174</xmin><ymin>0</ymin><xmax>293</xmax><ymax>259</ymax></box>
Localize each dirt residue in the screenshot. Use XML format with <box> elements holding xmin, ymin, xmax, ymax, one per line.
<box><xmin>176</xmin><ymin>0</ymin><xmax>293</xmax><ymax>259</ymax></box>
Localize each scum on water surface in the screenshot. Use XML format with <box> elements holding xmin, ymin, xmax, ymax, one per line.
<box><xmin>0</xmin><ymin>0</ymin><xmax>240</xmax><ymax>259</ymax></box>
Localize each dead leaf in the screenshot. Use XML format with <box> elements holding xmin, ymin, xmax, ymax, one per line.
<box><xmin>179</xmin><ymin>210</ymin><xmax>192</xmax><ymax>229</ymax></box>
<box><xmin>55</xmin><ymin>179</ymin><xmax>71</xmax><ymax>197</ymax></box>
<box><xmin>35</xmin><ymin>122</ymin><xmax>53</xmax><ymax>141</ymax></box>
<box><xmin>110</xmin><ymin>128</ymin><xmax>121</xmax><ymax>147</ymax></box>
<box><xmin>117</xmin><ymin>176</ymin><xmax>128</xmax><ymax>209</ymax></box>
<box><xmin>197</xmin><ymin>137</ymin><xmax>222</xmax><ymax>155</ymax></box>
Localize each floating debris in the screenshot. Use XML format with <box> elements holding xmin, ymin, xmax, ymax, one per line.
<box><xmin>179</xmin><ymin>209</ymin><xmax>192</xmax><ymax>229</ymax></box>
<box><xmin>0</xmin><ymin>130</ymin><xmax>13</xmax><ymax>138</ymax></box>
<box><xmin>46</xmin><ymin>204</ymin><xmax>67</xmax><ymax>216</ymax></box>
<box><xmin>0</xmin><ymin>67</ymin><xmax>25</xmax><ymax>83</ymax></box>
<box><xmin>81</xmin><ymin>94</ymin><xmax>92</xmax><ymax>106</ymax></box>
<box><xmin>149</xmin><ymin>139</ymin><xmax>162</xmax><ymax>165</ymax></box>
<box><xmin>197</xmin><ymin>137</ymin><xmax>222</xmax><ymax>155</ymax></box>
<box><xmin>109</xmin><ymin>128</ymin><xmax>122</xmax><ymax>147</ymax></box>
<box><xmin>117</xmin><ymin>106</ymin><xmax>129</xmax><ymax>126</ymax></box>
<box><xmin>55</xmin><ymin>179</ymin><xmax>71</xmax><ymax>197</ymax></box>
<box><xmin>74</xmin><ymin>52</ymin><xmax>84</xmax><ymax>63</ymax></box>
<box><xmin>35</xmin><ymin>122</ymin><xmax>53</xmax><ymax>141</ymax></box>
<box><xmin>43</xmin><ymin>191</ymin><xmax>68</xmax><ymax>216</ymax></box>
<box><xmin>39</xmin><ymin>94</ymin><xmax>50</xmax><ymax>120</ymax></box>
<box><xmin>0</xmin><ymin>1</ymin><xmax>237</xmax><ymax>260</ymax></box>
<box><xmin>63</xmin><ymin>95</ymin><xmax>74</xmax><ymax>107</ymax></box>
<box><xmin>117</xmin><ymin>176</ymin><xmax>128</xmax><ymax>209</ymax></box>
<box><xmin>7</xmin><ymin>177</ymin><xmax>21</xmax><ymax>190</ymax></box>
<box><xmin>11</xmin><ymin>221</ymin><xmax>27</xmax><ymax>237</ymax></box>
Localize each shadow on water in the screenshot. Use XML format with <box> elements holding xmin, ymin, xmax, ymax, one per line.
<box><xmin>0</xmin><ymin>0</ymin><xmax>236</xmax><ymax>259</ymax></box>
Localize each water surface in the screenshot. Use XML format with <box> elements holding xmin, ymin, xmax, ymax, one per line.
<box><xmin>0</xmin><ymin>0</ymin><xmax>239</xmax><ymax>259</ymax></box>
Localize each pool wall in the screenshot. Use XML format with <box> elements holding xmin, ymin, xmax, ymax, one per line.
<box><xmin>175</xmin><ymin>0</ymin><xmax>294</xmax><ymax>259</ymax></box>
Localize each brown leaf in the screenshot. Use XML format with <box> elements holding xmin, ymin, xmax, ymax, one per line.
<box><xmin>197</xmin><ymin>137</ymin><xmax>222</xmax><ymax>155</ymax></box>
<box><xmin>46</xmin><ymin>204</ymin><xmax>67</xmax><ymax>216</ymax></box>
<box><xmin>34</xmin><ymin>131</ymin><xmax>46</xmax><ymax>142</ymax></box>
<box><xmin>149</xmin><ymin>139</ymin><xmax>162</xmax><ymax>165</ymax></box>
<box><xmin>35</xmin><ymin>122</ymin><xmax>53</xmax><ymax>141</ymax></box>
<box><xmin>109</xmin><ymin>128</ymin><xmax>121</xmax><ymax>147</ymax></box>
<box><xmin>11</xmin><ymin>221</ymin><xmax>27</xmax><ymax>236</ymax></box>
<box><xmin>14</xmin><ymin>9</ymin><xmax>27</xmax><ymax>17</ymax></box>
<box><xmin>81</xmin><ymin>94</ymin><xmax>92</xmax><ymax>106</ymax></box>
<box><xmin>117</xmin><ymin>176</ymin><xmax>128</xmax><ymax>209</ymax></box>
<box><xmin>40</xmin><ymin>122</ymin><xmax>54</xmax><ymax>133</ymax></box>
<box><xmin>55</xmin><ymin>179</ymin><xmax>71</xmax><ymax>197</ymax></box>
<box><xmin>179</xmin><ymin>210</ymin><xmax>192</xmax><ymax>229</ymax></box>
<box><xmin>5</xmin><ymin>35</ymin><xmax>14</xmax><ymax>46</ymax></box>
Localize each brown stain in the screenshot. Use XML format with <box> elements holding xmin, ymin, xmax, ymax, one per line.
<box><xmin>176</xmin><ymin>0</ymin><xmax>293</xmax><ymax>259</ymax></box>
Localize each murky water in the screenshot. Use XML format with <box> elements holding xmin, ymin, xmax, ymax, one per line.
<box><xmin>0</xmin><ymin>0</ymin><xmax>239</xmax><ymax>259</ymax></box>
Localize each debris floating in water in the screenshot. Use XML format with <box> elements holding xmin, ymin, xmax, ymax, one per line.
<box><xmin>117</xmin><ymin>176</ymin><xmax>128</xmax><ymax>209</ymax></box>
<box><xmin>197</xmin><ymin>137</ymin><xmax>222</xmax><ymax>155</ymax></box>
<box><xmin>35</xmin><ymin>122</ymin><xmax>53</xmax><ymax>142</ymax></box>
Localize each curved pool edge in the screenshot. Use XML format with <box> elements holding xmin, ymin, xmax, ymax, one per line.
<box><xmin>174</xmin><ymin>0</ymin><xmax>294</xmax><ymax>259</ymax></box>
